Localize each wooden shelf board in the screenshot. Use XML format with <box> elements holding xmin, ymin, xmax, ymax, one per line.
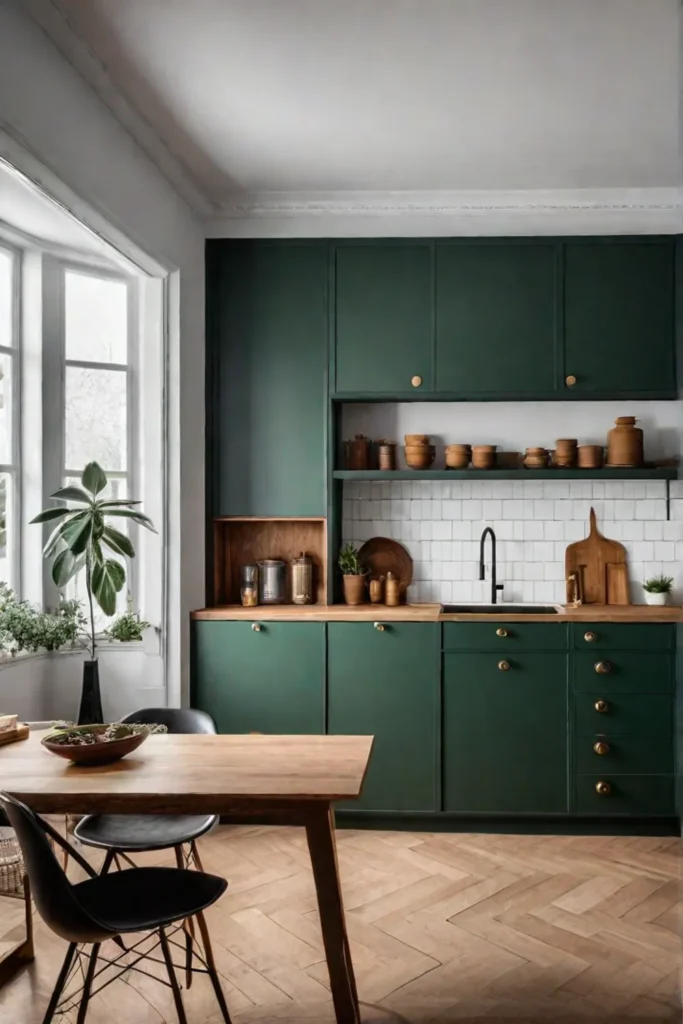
<box><xmin>332</xmin><ymin>468</ymin><xmax>677</xmax><ymax>481</ymax></box>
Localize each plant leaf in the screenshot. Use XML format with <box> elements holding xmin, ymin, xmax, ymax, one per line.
<box><xmin>92</xmin><ymin>559</ymin><xmax>126</xmax><ymax>616</ymax></box>
<box><xmin>29</xmin><ymin>507</ymin><xmax>71</xmax><ymax>525</ymax></box>
<box><xmin>49</xmin><ymin>486</ymin><xmax>93</xmax><ymax>505</ymax></box>
<box><xmin>82</xmin><ymin>462</ymin><xmax>108</xmax><ymax>496</ymax></box>
<box><xmin>96</xmin><ymin>499</ymin><xmax>142</xmax><ymax>508</ymax></box>
<box><xmin>43</xmin><ymin>511</ymin><xmax>88</xmax><ymax>557</ymax></box>
<box><xmin>102</xmin><ymin>525</ymin><xmax>135</xmax><ymax>558</ymax></box>
<box><xmin>60</xmin><ymin>515</ymin><xmax>94</xmax><ymax>555</ymax></box>
<box><xmin>104</xmin><ymin>509</ymin><xmax>157</xmax><ymax>533</ymax></box>
<box><xmin>51</xmin><ymin>549</ymin><xmax>86</xmax><ymax>587</ymax></box>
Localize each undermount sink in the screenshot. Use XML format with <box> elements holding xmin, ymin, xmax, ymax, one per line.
<box><xmin>442</xmin><ymin>604</ymin><xmax>559</xmax><ymax>615</ymax></box>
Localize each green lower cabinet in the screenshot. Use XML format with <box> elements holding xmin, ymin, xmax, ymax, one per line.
<box><xmin>574</xmin><ymin>693</ymin><xmax>673</xmax><ymax>736</ymax></box>
<box><xmin>573</xmin><ymin>651</ymin><xmax>673</xmax><ymax>694</ymax></box>
<box><xmin>444</xmin><ymin>652</ymin><xmax>568</xmax><ymax>814</ymax></box>
<box><xmin>575</xmin><ymin>733</ymin><xmax>673</xmax><ymax>775</ymax></box>
<box><xmin>327</xmin><ymin>623</ymin><xmax>438</xmax><ymax>812</ymax></box>
<box><xmin>575</xmin><ymin>776</ymin><xmax>675</xmax><ymax>816</ymax></box>
<box><xmin>192</xmin><ymin>621</ymin><xmax>324</xmax><ymax>734</ymax></box>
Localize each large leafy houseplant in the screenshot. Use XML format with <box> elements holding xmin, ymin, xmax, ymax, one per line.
<box><xmin>30</xmin><ymin>462</ymin><xmax>156</xmax><ymax>722</ymax></box>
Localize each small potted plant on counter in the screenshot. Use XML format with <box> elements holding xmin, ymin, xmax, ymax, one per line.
<box><xmin>642</xmin><ymin>575</ymin><xmax>674</xmax><ymax>607</ymax></box>
<box><xmin>338</xmin><ymin>544</ymin><xmax>367</xmax><ymax>605</ymax></box>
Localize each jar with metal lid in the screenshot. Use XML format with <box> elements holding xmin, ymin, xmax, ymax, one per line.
<box><xmin>257</xmin><ymin>559</ymin><xmax>286</xmax><ymax>604</ymax></box>
<box><xmin>239</xmin><ymin>564</ymin><xmax>259</xmax><ymax>607</ymax></box>
<box><xmin>291</xmin><ymin>551</ymin><xmax>313</xmax><ymax>605</ymax></box>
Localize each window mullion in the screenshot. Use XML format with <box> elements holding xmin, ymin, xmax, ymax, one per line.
<box><xmin>41</xmin><ymin>256</ymin><xmax>65</xmax><ymax>608</ymax></box>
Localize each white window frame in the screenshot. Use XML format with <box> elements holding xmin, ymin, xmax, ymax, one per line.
<box><xmin>0</xmin><ymin>242</ymin><xmax>22</xmax><ymax>593</ymax></box>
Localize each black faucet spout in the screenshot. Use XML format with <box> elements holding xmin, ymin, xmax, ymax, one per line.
<box><xmin>479</xmin><ymin>526</ymin><xmax>504</xmax><ymax>604</ymax></box>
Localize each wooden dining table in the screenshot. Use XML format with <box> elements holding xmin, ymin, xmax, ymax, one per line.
<box><xmin>0</xmin><ymin>730</ymin><xmax>374</xmax><ymax>1024</ymax></box>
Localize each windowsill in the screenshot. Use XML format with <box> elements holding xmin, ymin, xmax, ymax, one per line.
<box><xmin>0</xmin><ymin>635</ymin><xmax>160</xmax><ymax>670</ymax></box>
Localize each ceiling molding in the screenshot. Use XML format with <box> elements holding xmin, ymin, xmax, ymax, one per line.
<box><xmin>18</xmin><ymin>0</ymin><xmax>214</xmax><ymax>217</ymax></box>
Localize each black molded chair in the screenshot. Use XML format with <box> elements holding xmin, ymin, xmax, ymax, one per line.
<box><xmin>0</xmin><ymin>792</ymin><xmax>232</xmax><ymax>1024</ymax></box>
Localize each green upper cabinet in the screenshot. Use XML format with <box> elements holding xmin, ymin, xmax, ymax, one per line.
<box><xmin>333</xmin><ymin>243</ymin><xmax>433</xmax><ymax>394</ymax></box>
<box><xmin>327</xmin><ymin>622</ymin><xmax>438</xmax><ymax>812</ymax></box>
<box><xmin>563</xmin><ymin>240</ymin><xmax>676</xmax><ymax>396</ymax></box>
<box><xmin>192</xmin><ymin>620</ymin><xmax>325</xmax><ymax>735</ymax></box>
<box><xmin>211</xmin><ymin>241</ymin><xmax>327</xmax><ymax>516</ymax></box>
<box><xmin>436</xmin><ymin>242</ymin><xmax>557</xmax><ymax>395</ymax></box>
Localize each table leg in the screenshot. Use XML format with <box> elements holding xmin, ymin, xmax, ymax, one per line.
<box><xmin>305</xmin><ymin>804</ymin><xmax>360</xmax><ymax>1024</ymax></box>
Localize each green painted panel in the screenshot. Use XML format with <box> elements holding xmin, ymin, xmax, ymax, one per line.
<box><xmin>442</xmin><ymin>621</ymin><xmax>567</xmax><ymax>651</ymax></box>
<box><xmin>570</xmin><ymin>623</ymin><xmax>675</xmax><ymax>651</ymax></box>
<box><xmin>575</xmin><ymin>733</ymin><xmax>673</xmax><ymax>775</ymax></box>
<box><xmin>327</xmin><ymin>622</ymin><xmax>438</xmax><ymax>812</ymax></box>
<box><xmin>564</xmin><ymin>241</ymin><xmax>676</xmax><ymax>394</ymax></box>
<box><xmin>444</xmin><ymin>652</ymin><xmax>568</xmax><ymax>813</ymax></box>
<box><xmin>574</xmin><ymin>693</ymin><xmax>673</xmax><ymax>736</ymax></box>
<box><xmin>436</xmin><ymin>243</ymin><xmax>556</xmax><ymax>394</ymax></box>
<box><xmin>575</xmin><ymin>775</ymin><xmax>675</xmax><ymax>816</ymax></box>
<box><xmin>214</xmin><ymin>241</ymin><xmax>327</xmax><ymax>516</ymax></box>
<box><xmin>334</xmin><ymin>244</ymin><xmax>432</xmax><ymax>393</ymax></box>
<box><xmin>192</xmin><ymin>621</ymin><xmax>324</xmax><ymax>734</ymax></box>
<box><xmin>573</xmin><ymin>652</ymin><xmax>673</xmax><ymax>694</ymax></box>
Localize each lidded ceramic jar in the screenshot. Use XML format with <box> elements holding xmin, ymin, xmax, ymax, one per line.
<box><xmin>607</xmin><ymin>416</ymin><xmax>643</xmax><ymax>467</ymax></box>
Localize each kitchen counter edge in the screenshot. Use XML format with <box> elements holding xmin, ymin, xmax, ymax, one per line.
<box><xmin>191</xmin><ymin>604</ymin><xmax>683</xmax><ymax>623</ymax></box>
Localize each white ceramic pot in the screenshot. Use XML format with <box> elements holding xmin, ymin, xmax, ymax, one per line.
<box><xmin>644</xmin><ymin>591</ymin><xmax>668</xmax><ymax>606</ymax></box>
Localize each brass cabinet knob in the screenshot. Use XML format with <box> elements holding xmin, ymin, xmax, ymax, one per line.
<box><xmin>584</xmin><ymin>631</ymin><xmax>597</xmax><ymax>643</ymax></box>
<box><xmin>593</xmin><ymin>741</ymin><xmax>610</xmax><ymax>756</ymax></box>
<box><xmin>498</xmin><ymin>660</ymin><xmax>510</xmax><ymax>672</ymax></box>
<box><xmin>411</xmin><ymin>375</ymin><xmax>423</xmax><ymax>388</ymax></box>
<box><xmin>251</xmin><ymin>623</ymin><xmax>262</xmax><ymax>632</ymax></box>
<box><xmin>595</xmin><ymin>781</ymin><xmax>611</xmax><ymax>796</ymax></box>
<box><xmin>566</xmin><ymin>374</ymin><xmax>577</xmax><ymax>387</ymax></box>
<box><xmin>594</xmin><ymin>700</ymin><xmax>609</xmax><ymax>713</ymax></box>
<box><xmin>374</xmin><ymin>622</ymin><xmax>385</xmax><ymax>631</ymax></box>
<box><xmin>594</xmin><ymin>660</ymin><xmax>611</xmax><ymax>675</ymax></box>
<box><xmin>496</xmin><ymin>628</ymin><xmax>508</xmax><ymax>637</ymax></box>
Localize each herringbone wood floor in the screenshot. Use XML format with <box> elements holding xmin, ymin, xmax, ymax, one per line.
<box><xmin>0</xmin><ymin>826</ymin><xmax>680</xmax><ymax>1023</ymax></box>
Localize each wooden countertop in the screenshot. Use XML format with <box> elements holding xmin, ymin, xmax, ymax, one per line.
<box><xmin>192</xmin><ymin>604</ymin><xmax>683</xmax><ymax>623</ymax></box>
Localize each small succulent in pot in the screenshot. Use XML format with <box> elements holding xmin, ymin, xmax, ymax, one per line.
<box><xmin>338</xmin><ymin>544</ymin><xmax>367</xmax><ymax>605</ymax></box>
<box><xmin>642</xmin><ymin>575</ymin><xmax>674</xmax><ymax>606</ymax></box>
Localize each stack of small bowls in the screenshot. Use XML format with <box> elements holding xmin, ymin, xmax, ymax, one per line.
<box><xmin>471</xmin><ymin>445</ymin><xmax>496</xmax><ymax>469</ymax></box>
<box><xmin>445</xmin><ymin>444</ymin><xmax>471</xmax><ymax>469</ymax></box>
<box><xmin>554</xmin><ymin>438</ymin><xmax>578</xmax><ymax>467</ymax></box>
<box><xmin>404</xmin><ymin>434</ymin><xmax>435</xmax><ymax>470</ymax></box>
<box><xmin>523</xmin><ymin>447</ymin><xmax>549</xmax><ymax>469</ymax></box>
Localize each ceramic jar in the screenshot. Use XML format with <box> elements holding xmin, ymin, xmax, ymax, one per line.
<box><xmin>607</xmin><ymin>417</ymin><xmax>643</xmax><ymax>467</ymax></box>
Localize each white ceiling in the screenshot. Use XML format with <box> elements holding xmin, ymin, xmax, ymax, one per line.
<box><xmin>44</xmin><ymin>0</ymin><xmax>683</xmax><ymax>210</ymax></box>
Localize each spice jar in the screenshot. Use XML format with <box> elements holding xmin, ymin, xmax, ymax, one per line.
<box><xmin>377</xmin><ymin>441</ymin><xmax>396</xmax><ymax>471</ymax></box>
<box><xmin>385</xmin><ymin>572</ymin><xmax>400</xmax><ymax>607</ymax></box>
<box><xmin>239</xmin><ymin>564</ymin><xmax>259</xmax><ymax>607</ymax></box>
<box><xmin>369</xmin><ymin>577</ymin><xmax>384</xmax><ymax>604</ymax></box>
<box><xmin>291</xmin><ymin>551</ymin><xmax>313</xmax><ymax>605</ymax></box>
<box><xmin>607</xmin><ymin>416</ymin><xmax>643</xmax><ymax>467</ymax></box>
<box><xmin>257</xmin><ymin>559</ymin><xmax>286</xmax><ymax>604</ymax></box>
<box><xmin>346</xmin><ymin>435</ymin><xmax>370</xmax><ymax>470</ymax></box>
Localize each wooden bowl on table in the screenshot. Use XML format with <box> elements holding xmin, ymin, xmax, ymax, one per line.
<box><xmin>41</xmin><ymin>724</ymin><xmax>150</xmax><ymax>765</ymax></box>
<box><xmin>405</xmin><ymin>445</ymin><xmax>435</xmax><ymax>470</ymax></box>
<box><xmin>471</xmin><ymin>445</ymin><xmax>496</xmax><ymax>470</ymax></box>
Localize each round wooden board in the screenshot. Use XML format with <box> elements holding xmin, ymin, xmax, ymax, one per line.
<box><xmin>358</xmin><ymin>537</ymin><xmax>413</xmax><ymax>587</ymax></box>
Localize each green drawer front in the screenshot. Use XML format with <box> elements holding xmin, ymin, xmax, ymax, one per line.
<box><xmin>575</xmin><ymin>775</ymin><xmax>675</xmax><ymax>816</ymax></box>
<box><xmin>570</xmin><ymin>623</ymin><xmax>674</xmax><ymax>651</ymax></box>
<box><xmin>573</xmin><ymin>651</ymin><xmax>673</xmax><ymax>694</ymax></box>
<box><xmin>575</xmin><ymin>734</ymin><xmax>673</xmax><ymax>775</ymax></box>
<box><xmin>574</xmin><ymin>693</ymin><xmax>673</xmax><ymax>736</ymax></box>
<box><xmin>443</xmin><ymin>621</ymin><xmax>567</xmax><ymax>651</ymax></box>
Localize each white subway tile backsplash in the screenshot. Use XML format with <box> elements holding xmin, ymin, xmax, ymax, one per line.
<box><xmin>482</xmin><ymin>500</ymin><xmax>502</xmax><ymax>520</ymax></box>
<box><xmin>622</xmin><ymin>521</ymin><xmax>644</xmax><ymax>541</ymax></box>
<box><xmin>554</xmin><ymin>500</ymin><xmax>573</xmax><ymax>520</ymax></box>
<box><xmin>462</xmin><ymin>500</ymin><xmax>482</xmax><ymax>520</ymax></box>
<box><xmin>523</xmin><ymin>521</ymin><xmax>545</xmax><ymax>540</ymax></box>
<box><xmin>614</xmin><ymin>499</ymin><xmax>635</xmax><ymax>520</ymax></box>
<box><xmin>655</xmin><ymin>542</ymin><xmax>674</xmax><ymax>561</ymax></box>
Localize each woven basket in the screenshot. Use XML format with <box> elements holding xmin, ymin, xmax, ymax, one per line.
<box><xmin>0</xmin><ymin>834</ymin><xmax>24</xmax><ymax>897</ymax></box>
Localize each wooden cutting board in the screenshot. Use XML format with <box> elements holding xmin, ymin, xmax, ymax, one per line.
<box><xmin>565</xmin><ymin>508</ymin><xmax>627</xmax><ymax>605</ymax></box>
<box><xmin>0</xmin><ymin>723</ymin><xmax>29</xmax><ymax>748</ymax></box>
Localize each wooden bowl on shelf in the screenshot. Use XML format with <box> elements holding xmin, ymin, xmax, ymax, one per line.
<box><xmin>471</xmin><ymin>445</ymin><xmax>496</xmax><ymax>470</ymax></box>
<box><xmin>404</xmin><ymin>434</ymin><xmax>430</xmax><ymax>446</ymax></box>
<box><xmin>577</xmin><ymin>445</ymin><xmax>604</xmax><ymax>469</ymax></box>
<box><xmin>523</xmin><ymin>447</ymin><xmax>549</xmax><ymax>469</ymax></box>
<box><xmin>445</xmin><ymin>445</ymin><xmax>471</xmax><ymax>469</ymax></box>
<box><xmin>404</xmin><ymin>445</ymin><xmax>435</xmax><ymax>470</ymax></box>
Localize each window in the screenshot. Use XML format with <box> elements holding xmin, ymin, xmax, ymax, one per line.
<box><xmin>0</xmin><ymin>246</ymin><xmax>18</xmax><ymax>590</ymax></box>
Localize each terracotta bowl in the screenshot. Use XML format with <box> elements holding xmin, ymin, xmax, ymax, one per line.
<box><xmin>42</xmin><ymin>725</ymin><xmax>149</xmax><ymax>766</ymax></box>
<box><xmin>404</xmin><ymin>434</ymin><xmax>430</xmax><ymax>446</ymax></box>
<box><xmin>471</xmin><ymin>445</ymin><xmax>496</xmax><ymax>470</ymax></box>
<box><xmin>404</xmin><ymin>444</ymin><xmax>435</xmax><ymax>469</ymax></box>
<box><xmin>445</xmin><ymin>448</ymin><xmax>470</xmax><ymax>469</ymax></box>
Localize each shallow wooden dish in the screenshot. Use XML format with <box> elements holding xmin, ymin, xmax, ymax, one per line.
<box><xmin>42</xmin><ymin>725</ymin><xmax>149</xmax><ymax>765</ymax></box>
<box><xmin>358</xmin><ymin>537</ymin><xmax>413</xmax><ymax>591</ymax></box>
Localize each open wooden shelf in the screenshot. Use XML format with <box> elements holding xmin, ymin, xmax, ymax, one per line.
<box><xmin>333</xmin><ymin>468</ymin><xmax>677</xmax><ymax>481</ymax></box>
<box><xmin>213</xmin><ymin>517</ymin><xmax>327</xmax><ymax>606</ymax></box>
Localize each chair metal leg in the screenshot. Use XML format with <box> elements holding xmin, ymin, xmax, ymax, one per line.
<box><xmin>159</xmin><ymin>928</ymin><xmax>188</xmax><ymax>1024</ymax></box>
<box><xmin>76</xmin><ymin>943</ymin><xmax>100</xmax><ymax>1024</ymax></box>
<box><xmin>174</xmin><ymin>845</ymin><xmax>194</xmax><ymax>989</ymax></box>
<box><xmin>41</xmin><ymin>942</ymin><xmax>77</xmax><ymax>1024</ymax></box>
<box><xmin>190</xmin><ymin>840</ymin><xmax>205</xmax><ymax>872</ymax></box>
<box><xmin>100</xmin><ymin>849</ymin><xmax>116</xmax><ymax>875</ymax></box>
<box><xmin>196</xmin><ymin>910</ymin><xmax>232</xmax><ymax>1023</ymax></box>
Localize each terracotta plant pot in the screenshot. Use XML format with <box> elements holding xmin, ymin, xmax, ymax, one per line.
<box><xmin>343</xmin><ymin>574</ymin><xmax>366</xmax><ymax>605</ymax></box>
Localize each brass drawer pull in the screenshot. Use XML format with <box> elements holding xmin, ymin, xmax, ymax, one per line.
<box><xmin>584</xmin><ymin>631</ymin><xmax>596</xmax><ymax>643</ymax></box>
<box><xmin>594</xmin><ymin>660</ymin><xmax>611</xmax><ymax>675</ymax></box>
<box><xmin>595</xmin><ymin>781</ymin><xmax>611</xmax><ymax>796</ymax></box>
<box><xmin>496</xmin><ymin>628</ymin><xmax>508</xmax><ymax>638</ymax></box>
<box><xmin>566</xmin><ymin>374</ymin><xmax>577</xmax><ymax>387</ymax></box>
<box><xmin>411</xmin><ymin>375</ymin><xmax>423</xmax><ymax>388</ymax></box>
<box><xmin>374</xmin><ymin>622</ymin><xmax>385</xmax><ymax>632</ymax></box>
<box><xmin>251</xmin><ymin>623</ymin><xmax>262</xmax><ymax>632</ymax></box>
<box><xmin>594</xmin><ymin>700</ymin><xmax>609</xmax><ymax>713</ymax></box>
<box><xmin>498</xmin><ymin>660</ymin><xmax>510</xmax><ymax>672</ymax></box>
<box><xmin>593</xmin><ymin>741</ymin><xmax>610</xmax><ymax>756</ymax></box>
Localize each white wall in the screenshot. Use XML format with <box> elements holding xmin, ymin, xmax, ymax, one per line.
<box><xmin>0</xmin><ymin>3</ymin><xmax>206</xmax><ymax>708</ymax></box>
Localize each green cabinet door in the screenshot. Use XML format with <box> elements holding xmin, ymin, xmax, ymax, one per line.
<box><xmin>564</xmin><ymin>240</ymin><xmax>676</xmax><ymax>395</ymax></box>
<box><xmin>436</xmin><ymin>243</ymin><xmax>557</xmax><ymax>395</ymax></box>
<box><xmin>334</xmin><ymin>243</ymin><xmax>432</xmax><ymax>394</ymax></box>
<box><xmin>212</xmin><ymin>241</ymin><xmax>327</xmax><ymax>516</ymax></box>
<box><xmin>192</xmin><ymin>621</ymin><xmax>325</xmax><ymax>734</ymax></box>
<box><xmin>444</xmin><ymin>652</ymin><xmax>568</xmax><ymax>814</ymax></box>
<box><xmin>327</xmin><ymin>623</ymin><xmax>438</xmax><ymax>812</ymax></box>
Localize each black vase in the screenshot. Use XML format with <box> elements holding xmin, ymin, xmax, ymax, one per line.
<box><xmin>78</xmin><ymin>660</ymin><xmax>104</xmax><ymax>725</ymax></box>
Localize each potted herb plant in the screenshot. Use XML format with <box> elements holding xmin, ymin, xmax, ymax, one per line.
<box><xmin>30</xmin><ymin>462</ymin><xmax>156</xmax><ymax>724</ymax></box>
<box><xmin>642</xmin><ymin>575</ymin><xmax>674</xmax><ymax>607</ymax></box>
<box><xmin>338</xmin><ymin>544</ymin><xmax>367</xmax><ymax>605</ymax></box>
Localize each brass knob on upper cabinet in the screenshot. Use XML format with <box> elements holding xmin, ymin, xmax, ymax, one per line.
<box><xmin>411</xmin><ymin>375</ymin><xmax>423</xmax><ymax>388</ymax></box>
<box><xmin>566</xmin><ymin>374</ymin><xmax>577</xmax><ymax>387</ymax></box>
<box><xmin>496</xmin><ymin>628</ymin><xmax>508</xmax><ymax>637</ymax></box>
<box><xmin>498</xmin><ymin>660</ymin><xmax>510</xmax><ymax>672</ymax></box>
<box><xmin>374</xmin><ymin>622</ymin><xmax>385</xmax><ymax>631</ymax></box>
<box><xmin>595</xmin><ymin>660</ymin><xmax>611</xmax><ymax>675</ymax></box>
<box><xmin>594</xmin><ymin>700</ymin><xmax>609</xmax><ymax>713</ymax></box>
<box><xmin>251</xmin><ymin>623</ymin><xmax>262</xmax><ymax>632</ymax></box>
<box><xmin>584</xmin><ymin>631</ymin><xmax>597</xmax><ymax>643</ymax></box>
<box><xmin>595</xmin><ymin>781</ymin><xmax>611</xmax><ymax>796</ymax></box>
<box><xmin>593</xmin><ymin>741</ymin><xmax>610</xmax><ymax>756</ymax></box>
